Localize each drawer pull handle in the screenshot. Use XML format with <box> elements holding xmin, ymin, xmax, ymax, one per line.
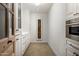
<box><xmin>76</xmin><ymin>13</ymin><xmax>79</xmax><ymax>15</ymax></box>
<box><xmin>73</xmin><ymin>13</ymin><xmax>77</xmax><ymax>15</ymax></box>
<box><xmin>73</xmin><ymin>13</ymin><xmax>79</xmax><ymax>15</ymax></box>
<box><xmin>16</xmin><ymin>39</ymin><xmax>19</xmax><ymax>40</ymax></box>
<box><xmin>7</xmin><ymin>40</ymin><xmax>12</xmax><ymax>44</ymax></box>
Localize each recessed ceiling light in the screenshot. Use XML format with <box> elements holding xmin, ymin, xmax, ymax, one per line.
<box><xmin>34</xmin><ymin>3</ymin><xmax>40</xmax><ymax>6</ymax></box>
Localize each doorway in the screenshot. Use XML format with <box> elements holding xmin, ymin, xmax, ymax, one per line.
<box><xmin>38</xmin><ymin>19</ymin><xmax>41</xmax><ymax>40</ymax></box>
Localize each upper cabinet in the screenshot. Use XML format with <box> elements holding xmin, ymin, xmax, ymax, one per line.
<box><xmin>18</xmin><ymin>3</ymin><xmax>21</xmax><ymax>29</ymax></box>
<box><xmin>0</xmin><ymin>3</ymin><xmax>15</xmax><ymax>56</ymax></box>
<box><xmin>76</xmin><ymin>4</ymin><xmax>79</xmax><ymax>15</ymax></box>
<box><xmin>0</xmin><ymin>3</ymin><xmax>15</xmax><ymax>39</ymax></box>
<box><xmin>7</xmin><ymin>3</ymin><xmax>15</xmax><ymax>37</ymax></box>
<box><xmin>66</xmin><ymin>3</ymin><xmax>79</xmax><ymax>20</ymax></box>
<box><xmin>0</xmin><ymin>4</ymin><xmax>8</xmax><ymax>39</ymax></box>
<box><xmin>15</xmin><ymin>3</ymin><xmax>21</xmax><ymax>34</ymax></box>
<box><xmin>66</xmin><ymin>3</ymin><xmax>76</xmax><ymax>15</ymax></box>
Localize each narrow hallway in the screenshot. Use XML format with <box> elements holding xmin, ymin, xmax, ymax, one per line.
<box><xmin>24</xmin><ymin>43</ymin><xmax>55</xmax><ymax>56</ymax></box>
<box><xmin>0</xmin><ymin>3</ymin><xmax>72</xmax><ymax>56</ymax></box>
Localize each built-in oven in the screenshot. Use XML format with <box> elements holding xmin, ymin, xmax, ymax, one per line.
<box><xmin>66</xmin><ymin>18</ymin><xmax>79</xmax><ymax>41</ymax></box>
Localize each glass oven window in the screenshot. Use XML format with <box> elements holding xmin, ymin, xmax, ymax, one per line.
<box><xmin>69</xmin><ymin>27</ymin><xmax>79</xmax><ymax>36</ymax></box>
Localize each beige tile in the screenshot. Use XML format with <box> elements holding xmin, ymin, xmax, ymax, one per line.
<box><xmin>23</xmin><ymin>43</ymin><xmax>55</xmax><ymax>56</ymax></box>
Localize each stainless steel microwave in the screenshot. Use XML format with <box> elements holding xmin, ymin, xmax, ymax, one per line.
<box><xmin>66</xmin><ymin>18</ymin><xmax>79</xmax><ymax>41</ymax></box>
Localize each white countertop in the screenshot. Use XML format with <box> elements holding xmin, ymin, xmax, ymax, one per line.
<box><xmin>21</xmin><ymin>32</ymin><xmax>29</xmax><ymax>35</ymax></box>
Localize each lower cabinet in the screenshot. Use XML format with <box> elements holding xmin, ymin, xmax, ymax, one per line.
<box><xmin>66</xmin><ymin>40</ymin><xmax>79</xmax><ymax>56</ymax></box>
<box><xmin>15</xmin><ymin>35</ymin><xmax>22</xmax><ymax>56</ymax></box>
<box><xmin>0</xmin><ymin>39</ymin><xmax>8</xmax><ymax>53</ymax></box>
<box><xmin>67</xmin><ymin>49</ymin><xmax>74</xmax><ymax>56</ymax></box>
<box><xmin>15</xmin><ymin>33</ymin><xmax>30</xmax><ymax>56</ymax></box>
<box><xmin>0</xmin><ymin>38</ymin><xmax>14</xmax><ymax>56</ymax></box>
<box><xmin>21</xmin><ymin>34</ymin><xmax>30</xmax><ymax>55</ymax></box>
<box><xmin>1</xmin><ymin>44</ymin><xmax>13</xmax><ymax>56</ymax></box>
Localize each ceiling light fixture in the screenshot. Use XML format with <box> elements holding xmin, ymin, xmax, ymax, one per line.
<box><xmin>34</xmin><ymin>3</ymin><xmax>41</xmax><ymax>6</ymax></box>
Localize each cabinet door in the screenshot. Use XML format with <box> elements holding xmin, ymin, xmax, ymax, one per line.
<box><xmin>76</xmin><ymin>3</ymin><xmax>79</xmax><ymax>15</ymax></box>
<box><xmin>1</xmin><ymin>44</ymin><xmax>13</xmax><ymax>56</ymax></box>
<box><xmin>66</xmin><ymin>3</ymin><xmax>77</xmax><ymax>20</ymax></box>
<box><xmin>22</xmin><ymin>36</ymin><xmax>26</xmax><ymax>55</ymax></box>
<box><xmin>67</xmin><ymin>50</ymin><xmax>74</xmax><ymax>56</ymax></box>
<box><xmin>0</xmin><ymin>4</ymin><xmax>8</xmax><ymax>39</ymax></box>
<box><xmin>15</xmin><ymin>38</ymin><xmax>22</xmax><ymax>56</ymax></box>
<box><xmin>15</xmin><ymin>4</ymin><xmax>19</xmax><ymax>31</ymax></box>
<box><xmin>67</xmin><ymin>3</ymin><xmax>76</xmax><ymax>15</ymax></box>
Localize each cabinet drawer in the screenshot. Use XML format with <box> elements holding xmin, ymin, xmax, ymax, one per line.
<box><xmin>67</xmin><ymin>44</ymin><xmax>79</xmax><ymax>55</ymax></box>
<box><xmin>0</xmin><ymin>44</ymin><xmax>13</xmax><ymax>56</ymax></box>
<box><xmin>67</xmin><ymin>41</ymin><xmax>79</xmax><ymax>50</ymax></box>
<box><xmin>67</xmin><ymin>41</ymin><xmax>79</xmax><ymax>56</ymax></box>
<box><xmin>67</xmin><ymin>49</ymin><xmax>74</xmax><ymax>56</ymax></box>
<box><xmin>9</xmin><ymin>37</ymin><xmax>15</xmax><ymax>42</ymax></box>
<box><xmin>0</xmin><ymin>39</ymin><xmax>8</xmax><ymax>53</ymax></box>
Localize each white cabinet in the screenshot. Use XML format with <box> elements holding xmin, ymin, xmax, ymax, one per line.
<box><xmin>15</xmin><ymin>36</ymin><xmax>22</xmax><ymax>56</ymax></box>
<box><xmin>67</xmin><ymin>49</ymin><xmax>74</xmax><ymax>56</ymax></box>
<box><xmin>66</xmin><ymin>3</ymin><xmax>76</xmax><ymax>20</ymax></box>
<box><xmin>15</xmin><ymin>33</ymin><xmax>30</xmax><ymax>56</ymax></box>
<box><xmin>66</xmin><ymin>40</ymin><xmax>79</xmax><ymax>56</ymax></box>
<box><xmin>66</xmin><ymin>3</ymin><xmax>79</xmax><ymax>20</ymax></box>
<box><xmin>67</xmin><ymin>3</ymin><xmax>76</xmax><ymax>15</ymax></box>
<box><xmin>76</xmin><ymin>4</ymin><xmax>79</xmax><ymax>14</ymax></box>
<box><xmin>21</xmin><ymin>34</ymin><xmax>29</xmax><ymax>55</ymax></box>
<box><xmin>15</xmin><ymin>3</ymin><xmax>21</xmax><ymax>35</ymax></box>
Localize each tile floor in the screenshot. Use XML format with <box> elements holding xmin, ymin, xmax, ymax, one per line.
<box><xmin>23</xmin><ymin>43</ymin><xmax>55</xmax><ymax>56</ymax></box>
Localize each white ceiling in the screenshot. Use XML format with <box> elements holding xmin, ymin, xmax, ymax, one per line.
<box><xmin>22</xmin><ymin>3</ymin><xmax>52</xmax><ymax>13</ymax></box>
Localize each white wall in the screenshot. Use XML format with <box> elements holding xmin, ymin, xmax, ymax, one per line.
<box><xmin>21</xmin><ymin>5</ymin><xmax>30</xmax><ymax>34</ymax></box>
<box><xmin>21</xmin><ymin>4</ymin><xmax>31</xmax><ymax>51</ymax></box>
<box><xmin>48</xmin><ymin>3</ymin><xmax>66</xmax><ymax>56</ymax></box>
<box><xmin>30</xmin><ymin>13</ymin><xmax>48</xmax><ymax>42</ymax></box>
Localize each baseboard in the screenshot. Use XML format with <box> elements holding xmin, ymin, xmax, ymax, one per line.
<box><xmin>23</xmin><ymin>42</ymin><xmax>31</xmax><ymax>56</ymax></box>
<box><xmin>30</xmin><ymin>41</ymin><xmax>48</xmax><ymax>44</ymax></box>
<box><xmin>48</xmin><ymin>42</ymin><xmax>56</xmax><ymax>56</ymax></box>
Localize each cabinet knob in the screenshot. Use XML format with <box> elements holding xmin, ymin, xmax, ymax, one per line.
<box><xmin>76</xmin><ymin>13</ymin><xmax>79</xmax><ymax>15</ymax></box>
<box><xmin>73</xmin><ymin>13</ymin><xmax>79</xmax><ymax>15</ymax></box>
<box><xmin>16</xmin><ymin>39</ymin><xmax>19</xmax><ymax>40</ymax></box>
<box><xmin>73</xmin><ymin>13</ymin><xmax>77</xmax><ymax>15</ymax></box>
